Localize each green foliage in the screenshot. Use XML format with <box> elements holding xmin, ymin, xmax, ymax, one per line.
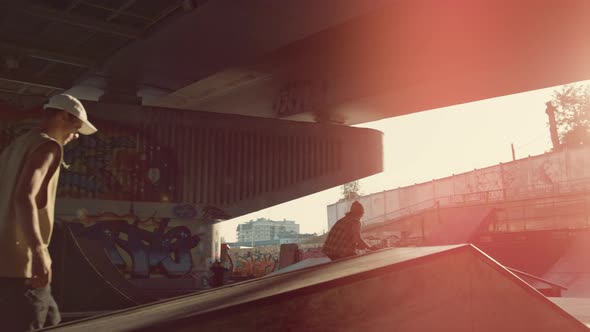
<box><xmin>340</xmin><ymin>181</ymin><xmax>361</xmax><ymax>201</ymax></box>
<box><xmin>551</xmin><ymin>83</ymin><xmax>590</xmax><ymax>147</ymax></box>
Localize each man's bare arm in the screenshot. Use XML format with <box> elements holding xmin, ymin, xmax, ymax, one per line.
<box><xmin>354</xmin><ymin>221</ymin><xmax>371</xmax><ymax>250</ymax></box>
<box><xmin>13</xmin><ymin>141</ymin><xmax>60</xmax><ymax>286</ymax></box>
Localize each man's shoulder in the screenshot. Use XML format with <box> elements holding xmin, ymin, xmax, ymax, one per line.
<box><xmin>3</xmin><ymin>130</ymin><xmax>57</xmax><ymax>150</ymax></box>
<box><xmin>31</xmin><ymin>132</ymin><xmax>62</xmax><ymax>155</ymax></box>
<box><xmin>331</xmin><ymin>216</ymin><xmax>357</xmax><ymax>232</ymax></box>
<box><xmin>18</xmin><ymin>132</ymin><xmax>62</xmax><ymax>171</ymax></box>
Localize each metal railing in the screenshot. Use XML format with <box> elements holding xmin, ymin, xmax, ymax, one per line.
<box><xmin>361</xmin><ymin>178</ymin><xmax>590</xmax><ymax>227</ymax></box>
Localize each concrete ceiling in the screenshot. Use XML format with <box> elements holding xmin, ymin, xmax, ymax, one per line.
<box><xmin>2</xmin><ymin>0</ymin><xmax>589</xmax><ymax>125</ymax></box>
<box><xmin>146</xmin><ymin>0</ymin><xmax>590</xmax><ymax>124</ymax></box>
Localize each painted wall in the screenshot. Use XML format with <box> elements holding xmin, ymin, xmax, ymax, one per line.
<box><xmin>0</xmin><ymin>112</ymin><xmax>219</xmax><ymax>288</ymax></box>
<box><xmin>55</xmin><ymin>199</ymin><xmax>217</xmax><ymax>288</ymax></box>
<box><xmin>0</xmin><ymin>112</ymin><xmax>181</xmax><ymax>203</ymax></box>
<box><xmin>229</xmin><ymin>245</ymin><xmax>280</xmax><ymax>278</ymax></box>
<box><xmin>328</xmin><ymin>146</ymin><xmax>590</xmax><ymax>228</ymax></box>
<box><xmin>228</xmin><ymin>243</ymin><xmax>324</xmax><ymax>278</ymax></box>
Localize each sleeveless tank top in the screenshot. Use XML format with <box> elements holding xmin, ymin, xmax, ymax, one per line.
<box><xmin>0</xmin><ymin>130</ymin><xmax>63</xmax><ymax>277</ymax></box>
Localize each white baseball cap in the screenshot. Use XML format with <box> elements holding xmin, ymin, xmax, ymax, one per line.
<box><xmin>43</xmin><ymin>94</ymin><xmax>98</xmax><ymax>135</ymax></box>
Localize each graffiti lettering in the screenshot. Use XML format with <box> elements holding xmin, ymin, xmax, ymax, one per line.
<box><xmin>273</xmin><ymin>80</ymin><xmax>328</xmax><ymax>117</ymax></box>
<box><xmin>57</xmin><ymin>125</ymin><xmax>178</xmax><ymax>201</ymax></box>
<box><xmin>73</xmin><ymin>218</ymin><xmax>200</xmax><ymax>278</ymax></box>
<box><xmin>232</xmin><ymin>250</ymin><xmax>278</xmax><ymax>278</ymax></box>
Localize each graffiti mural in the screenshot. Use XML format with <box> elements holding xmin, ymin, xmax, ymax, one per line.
<box><xmin>62</xmin><ymin>209</ymin><xmax>204</xmax><ymax>279</ymax></box>
<box><xmin>60</xmin><ymin>122</ymin><xmax>178</xmax><ymax>202</ymax></box>
<box><xmin>1</xmin><ymin>119</ymin><xmax>178</xmax><ymax>202</ymax></box>
<box><xmin>229</xmin><ymin>246</ymin><xmax>279</xmax><ymax>278</ymax></box>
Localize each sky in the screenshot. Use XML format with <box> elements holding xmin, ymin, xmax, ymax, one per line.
<box><xmin>218</xmin><ymin>80</ymin><xmax>588</xmax><ymax>242</ymax></box>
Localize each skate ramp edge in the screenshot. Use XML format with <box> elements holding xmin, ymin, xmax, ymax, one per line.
<box><xmin>44</xmin><ymin>244</ymin><xmax>589</xmax><ymax>332</ymax></box>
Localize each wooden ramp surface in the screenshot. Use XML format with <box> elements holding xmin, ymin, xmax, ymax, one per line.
<box><xmin>44</xmin><ymin>245</ymin><xmax>589</xmax><ymax>332</ymax></box>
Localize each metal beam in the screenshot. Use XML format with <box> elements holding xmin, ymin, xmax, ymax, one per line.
<box><xmin>0</xmin><ymin>72</ymin><xmax>67</xmax><ymax>90</ymax></box>
<box><xmin>22</xmin><ymin>4</ymin><xmax>142</xmax><ymax>39</ymax></box>
<box><xmin>0</xmin><ymin>41</ymin><xmax>96</xmax><ymax>68</ymax></box>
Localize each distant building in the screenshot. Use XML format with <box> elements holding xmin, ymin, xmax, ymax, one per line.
<box><xmin>235</xmin><ymin>218</ymin><xmax>300</xmax><ymax>246</ymax></box>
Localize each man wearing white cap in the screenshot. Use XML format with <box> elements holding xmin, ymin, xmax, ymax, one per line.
<box><xmin>0</xmin><ymin>94</ymin><xmax>97</xmax><ymax>330</ymax></box>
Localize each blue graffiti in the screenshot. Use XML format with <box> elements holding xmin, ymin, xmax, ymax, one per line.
<box><xmin>72</xmin><ymin>218</ymin><xmax>200</xmax><ymax>278</ymax></box>
<box><xmin>173</xmin><ymin>204</ymin><xmax>197</xmax><ymax>219</ymax></box>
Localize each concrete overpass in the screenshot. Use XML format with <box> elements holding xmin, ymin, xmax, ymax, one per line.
<box><xmin>0</xmin><ymin>0</ymin><xmax>590</xmax><ymax>317</ymax></box>
<box><xmin>1</xmin><ymin>0</ymin><xmax>589</xmax><ymax>122</ymax></box>
<box><xmin>1</xmin><ymin>0</ymin><xmax>589</xmax><ymax>215</ymax></box>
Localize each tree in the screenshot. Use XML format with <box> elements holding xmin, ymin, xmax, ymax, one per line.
<box><xmin>340</xmin><ymin>181</ymin><xmax>361</xmax><ymax>201</ymax></box>
<box><xmin>550</xmin><ymin>83</ymin><xmax>590</xmax><ymax>148</ymax></box>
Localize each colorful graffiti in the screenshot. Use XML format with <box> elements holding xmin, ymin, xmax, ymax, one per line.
<box><xmin>1</xmin><ymin>119</ymin><xmax>178</xmax><ymax>202</ymax></box>
<box><xmin>62</xmin><ymin>209</ymin><xmax>204</xmax><ymax>278</ymax></box>
<box><xmin>230</xmin><ymin>247</ymin><xmax>279</xmax><ymax>278</ymax></box>
<box><xmin>60</xmin><ymin>123</ymin><xmax>178</xmax><ymax>201</ymax></box>
<box><xmin>73</xmin><ymin>219</ymin><xmax>199</xmax><ymax>278</ymax></box>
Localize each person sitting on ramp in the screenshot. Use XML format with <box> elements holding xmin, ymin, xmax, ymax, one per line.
<box><xmin>322</xmin><ymin>201</ymin><xmax>373</xmax><ymax>261</ymax></box>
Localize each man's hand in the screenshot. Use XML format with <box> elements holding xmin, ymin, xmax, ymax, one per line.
<box><xmin>31</xmin><ymin>246</ymin><xmax>51</xmax><ymax>288</ymax></box>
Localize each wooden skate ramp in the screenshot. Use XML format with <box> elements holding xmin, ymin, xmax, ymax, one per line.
<box><xmin>45</xmin><ymin>245</ymin><xmax>588</xmax><ymax>332</ymax></box>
